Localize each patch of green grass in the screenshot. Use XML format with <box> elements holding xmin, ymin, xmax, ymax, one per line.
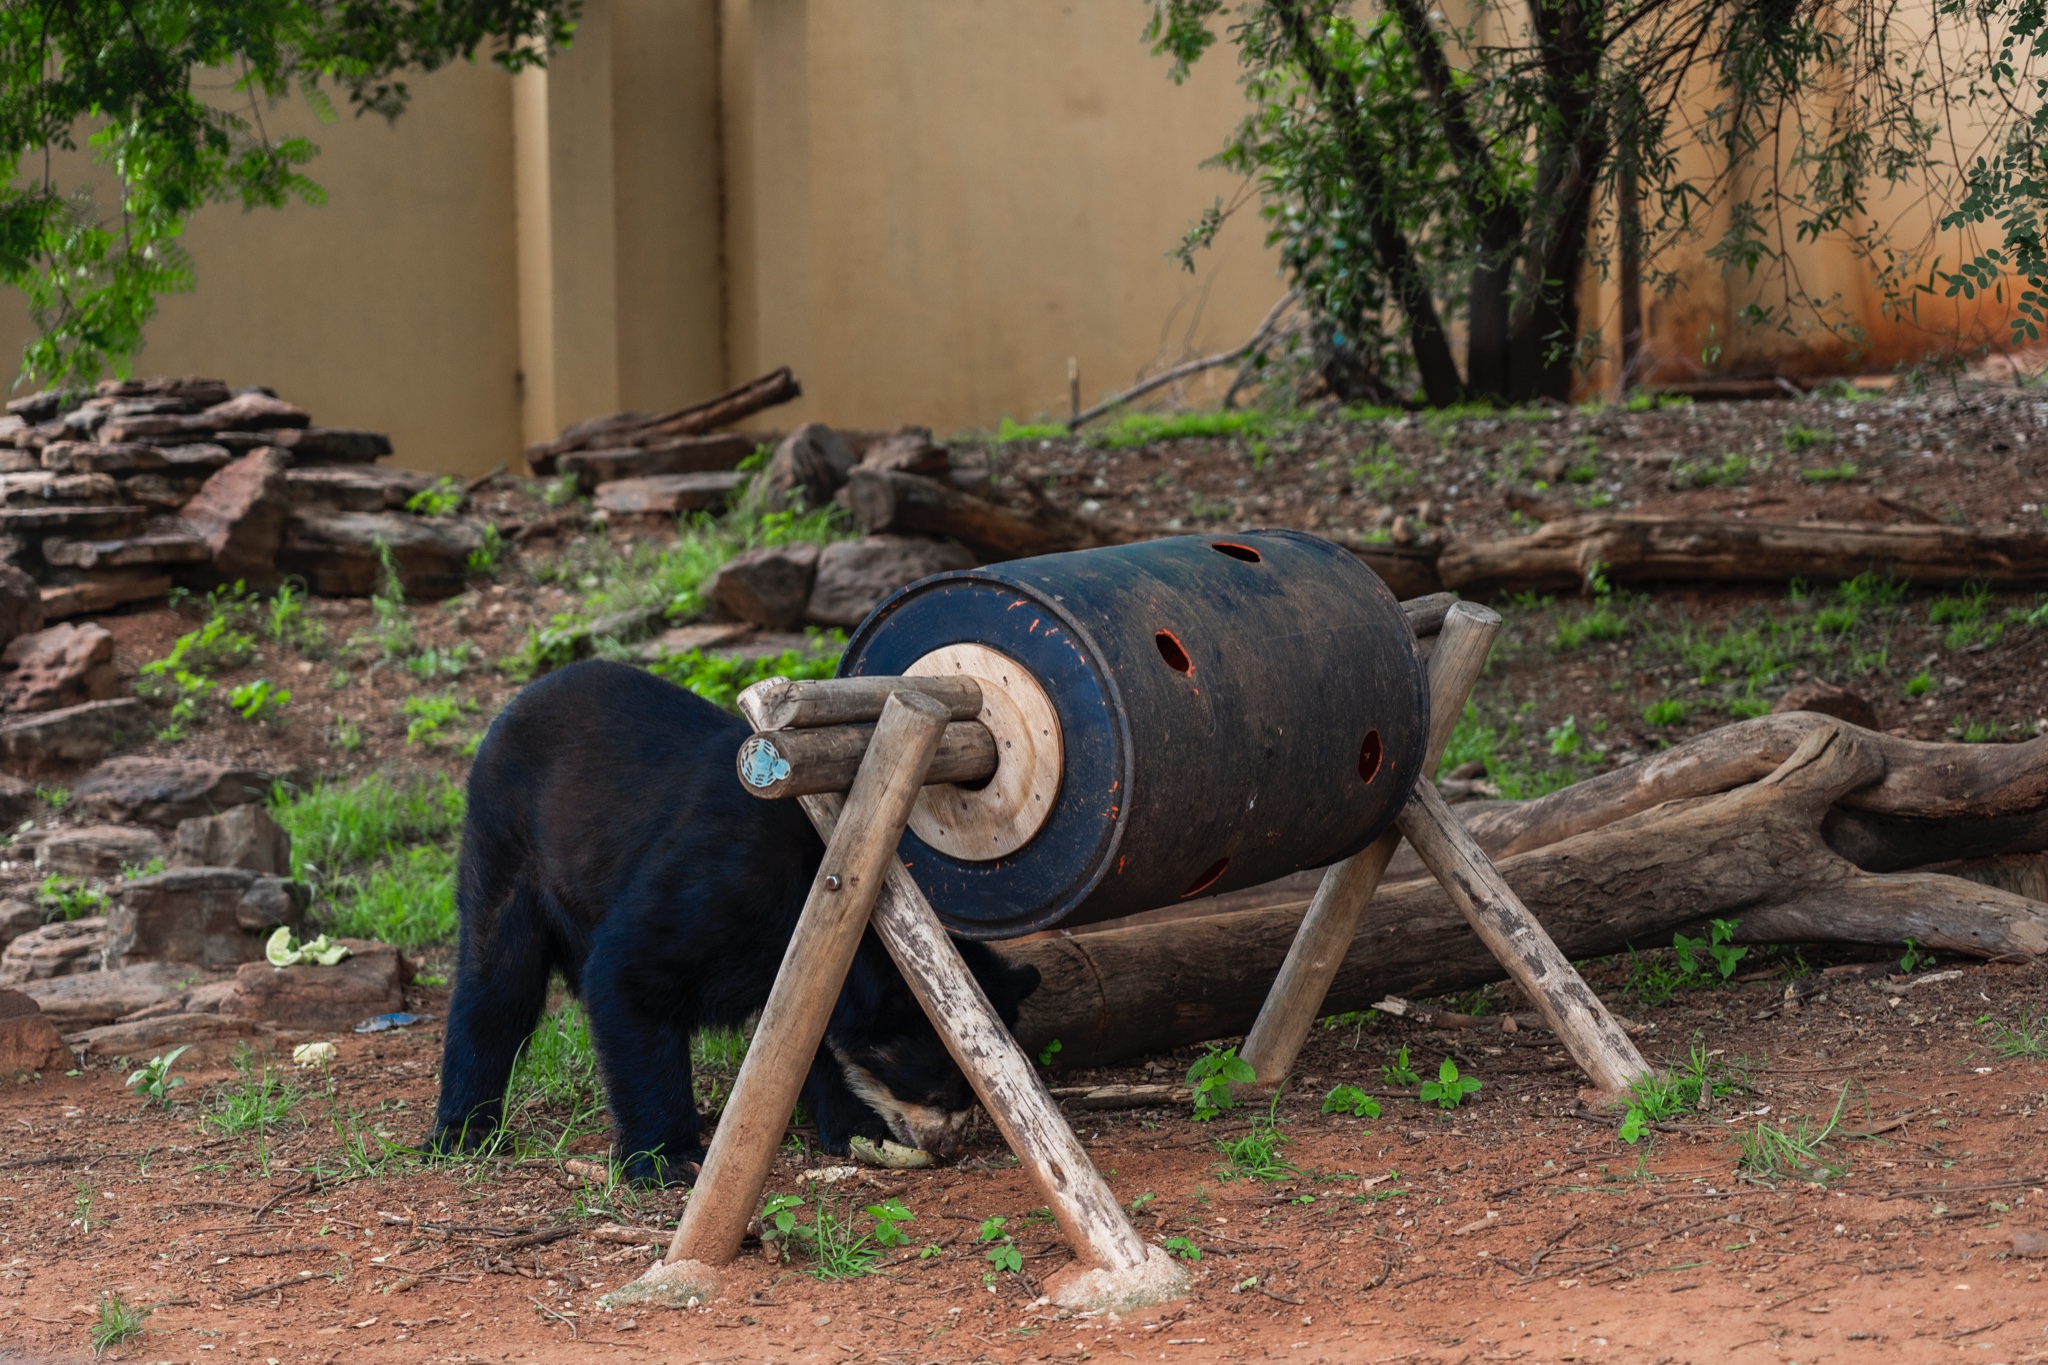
<box><xmin>1091</xmin><ymin>409</ymin><xmax>1286</xmax><ymax>450</ymax></box>
<box><xmin>1550</xmin><ymin>605</ymin><xmax>1630</xmax><ymax>651</ymax></box>
<box><xmin>757</xmin><ymin>1193</ymin><xmax>911</xmax><ymax>1279</ymax></box>
<box><xmin>90</xmin><ymin>1290</ymin><xmax>150</xmax><ymax>1359</ymax></box>
<box><xmin>1628</xmin><ymin>919</ymin><xmax>1746</xmax><ymax>1006</ymax></box>
<box><xmin>405</xmin><ymin>476</ymin><xmax>465</xmax><ymax>517</ymax></box>
<box><xmin>35</xmin><ymin>783</ymin><xmax>69</xmax><ymax>809</ymax></box>
<box><xmin>1213</xmin><ymin>1101</ymin><xmax>1298</xmax><ymax>1181</ymax></box>
<box><xmin>1812</xmin><ymin>605</ymin><xmax>1858</xmax><ymax>633</ymax></box>
<box><xmin>272</xmin><ymin>772</ymin><xmax>465</xmax><ymax>878</ymax></box>
<box><xmin>1931</xmin><ymin>584</ymin><xmax>2001</xmax><ymax>650</ymax></box>
<box><xmin>646</xmin><ymin>633</ymin><xmax>844</xmax><ymax>711</ymax></box>
<box><xmin>1799</xmin><ymin>461</ymin><xmax>1860</xmax><ymax>483</ymax></box>
<box><xmin>1350</xmin><ymin>448</ymin><xmax>1414</xmax><ymax>495</ymax></box>
<box><xmin>1669</xmin><ymin>451</ymin><xmax>1755</xmax><ymax>489</ymax></box>
<box><xmin>405</xmin><ymin>642</ymin><xmax>481</xmax><ymax>681</ymax></box>
<box><xmin>508</xmin><ymin>1001</ymin><xmax>603</xmax><ymax>1113</ymax></box>
<box><xmin>1988</xmin><ymin>1015</ymin><xmax>2048</xmax><ymax>1059</ymax></box>
<box><xmin>321</xmin><ymin>843</ymin><xmax>457</xmax><ymax>948</ymax></box>
<box><xmin>36</xmin><ymin>874</ymin><xmax>107</xmax><ymax>922</ymax></box>
<box><xmin>1618</xmin><ymin>1045</ymin><xmax>1750</xmax><ymax>1142</ymax></box>
<box><xmin>1951</xmin><ymin>717</ymin><xmax>2008</xmax><ymax>743</ymax></box>
<box><xmin>1736</xmin><ymin>1085</ymin><xmax>1853</xmax><ymax>1186</ymax></box>
<box><xmin>1781</xmin><ymin>422</ymin><xmax>1837</xmax><ymax>451</ymax></box>
<box><xmin>201</xmin><ymin>1046</ymin><xmax>301</xmax><ymax>1172</ymax></box>
<box><xmin>989</xmin><ymin>417</ymin><xmax>1066</xmax><ymax>443</ymax></box>
<box><xmin>227</xmin><ymin>678</ymin><xmax>290</xmax><ymax>724</ymax></box>
<box><xmin>1641</xmin><ymin>697</ymin><xmax>1690</xmax><ymax>726</ymax></box>
<box><xmin>1904</xmin><ymin>669</ymin><xmax>1936</xmax><ymax>698</ymax></box>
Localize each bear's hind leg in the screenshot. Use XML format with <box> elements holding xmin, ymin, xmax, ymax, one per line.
<box><xmin>433</xmin><ymin>877</ymin><xmax>552</xmax><ymax>1153</ymax></box>
<box><xmin>582</xmin><ymin>942</ymin><xmax>703</xmax><ymax>1184</ymax></box>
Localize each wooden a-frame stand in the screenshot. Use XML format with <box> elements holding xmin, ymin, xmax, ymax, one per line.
<box><xmin>615</xmin><ymin>603</ymin><xmax>1653</xmax><ymax>1313</ymax></box>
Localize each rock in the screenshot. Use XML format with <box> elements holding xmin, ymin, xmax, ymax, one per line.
<box><xmin>0</xmin><ymin>990</ymin><xmax>71</xmax><ymax>1074</ymax></box>
<box><xmin>0</xmin><ymin>772</ymin><xmax>33</xmax><ymax>825</ymax></box>
<box><xmin>159</xmin><ymin>443</ymin><xmax>235</xmax><ymax>470</ymax></box>
<box><xmin>173</xmin><ymin>805</ymin><xmax>291</xmax><ymax>875</ymax></box>
<box><xmin>20</xmin><ymin>962</ymin><xmax>191</xmax><ymax>1028</ymax></box>
<box><xmin>283</xmin><ymin>466</ymin><xmax>434</xmax><ymax>513</ymax></box>
<box><xmin>118</xmin><ymin>473</ymin><xmax>212</xmax><ymax>509</ymax></box>
<box><xmin>259</xmin><ymin>427</ymin><xmax>392</xmax><ymax>464</ymax></box>
<box><xmin>105</xmin><ymin>868</ymin><xmax>303</xmax><ymax>970</ymax></box>
<box><xmin>1772</xmin><ymin>680</ymin><xmax>1880</xmax><ymax>731</ymax></box>
<box><xmin>858</xmin><ymin>427</ymin><xmax>951</xmax><ymax>478</ymax></box>
<box><xmin>1</xmin><ymin>622</ymin><xmax>119</xmax><ymax>712</ymax></box>
<box><xmin>32</xmin><ymin>825</ymin><xmax>166</xmax><ymax>879</ymax></box>
<box><xmin>592</xmin><ymin>471</ymin><xmax>745</xmax><ymax>516</ymax></box>
<box><xmin>0</xmin><ymin>560</ymin><xmax>40</xmax><ymax>650</ymax></box>
<box><xmin>195</xmin><ymin>391</ymin><xmax>312</xmax><ymax>432</ymax></box>
<box><xmin>0</xmin><ymin>917</ymin><xmax>109</xmax><ymax>985</ymax></box>
<box><xmin>39</xmin><ymin>441</ymin><xmax>171</xmax><ymax>474</ymax></box>
<box><xmin>0</xmin><ymin>697</ymin><xmax>147</xmax><ymax>771</ymax></box>
<box><xmin>766</xmin><ymin>424</ymin><xmax>857</xmax><ymax>508</ymax></box>
<box><xmin>67</xmin><ymin>1012</ymin><xmax>284</xmax><ymax>1064</ymax></box>
<box><xmin>705</xmin><ymin>543</ymin><xmax>821</xmax><ymax>631</ymax></box>
<box><xmin>805</xmin><ymin>535</ymin><xmax>976</xmax><ymax>627</ymax></box>
<box><xmin>116</xmin><ymin>974</ymin><xmax>240</xmax><ymax>1021</ymax></box>
<box><xmin>74</xmin><ymin>757</ymin><xmax>273</xmax><ymax>826</ymax></box>
<box><xmin>638</xmin><ymin>622</ymin><xmax>757</xmax><ymax>660</ymax></box>
<box><xmin>178</xmin><ymin>446</ymin><xmax>290</xmax><ymax>584</ymax></box>
<box><xmin>39</xmin><ymin>572</ymin><xmax>172</xmax><ymax>619</ymax></box>
<box><xmin>277</xmin><ymin>510</ymin><xmax>485</xmax><ymax>599</ymax></box>
<box><xmin>557</xmin><ymin>434</ymin><xmax>757</xmax><ymax>490</ymax></box>
<box><xmin>95</xmin><ymin>376</ymin><xmax>231</xmax><ymax>408</ymax></box>
<box><xmin>0</xmin><ymin>504</ymin><xmax>146</xmax><ymax>537</ymax></box>
<box><xmin>0</xmin><ymin>899</ymin><xmax>39</xmax><ymax>952</ymax></box>
<box><xmin>41</xmin><ymin>519</ymin><xmax>211</xmax><ymax>570</ymax></box>
<box><xmin>220</xmin><ymin>939</ymin><xmax>408</xmax><ymax>1032</ymax></box>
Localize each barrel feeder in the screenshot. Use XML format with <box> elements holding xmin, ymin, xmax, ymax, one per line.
<box><xmin>839</xmin><ymin>529</ymin><xmax>1430</xmax><ymax>938</ymax></box>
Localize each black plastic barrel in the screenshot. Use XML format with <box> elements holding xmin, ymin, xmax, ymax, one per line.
<box><xmin>840</xmin><ymin>529</ymin><xmax>1429</xmax><ymax>939</ymax></box>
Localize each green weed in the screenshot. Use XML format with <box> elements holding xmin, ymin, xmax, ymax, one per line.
<box><xmin>1213</xmin><ymin>1101</ymin><xmax>1297</xmax><ymax>1181</ymax></box>
<box><xmin>227</xmin><ymin>678</ymin><xmax>290</xmax><ymax>723</ymax></box>
<box><xmin>978</xmin><ymin>1215</ymin><xmax>1024</xmax><ymax>1275</ymax></box>
<box><xmin>1670</xmin><ymin>451</ymin><xmax>1755</xmax><ymax>489</ymax></box>
<box><xmin>271</xmin><ymin>772</ymin><xmax>464</xmax><ymax>877</ymax></box>
<box><xmin>1799</xmin><ymin>461</ymin><xmax>1860</xmax><ymax>482</ymax></box>
<box><xmin>1988</xmin><ymin>1016</ymin><xmax>2048</xmax><ymax>1059</ymax></box>
<box><xmin>201</xmin><ymin>1046</ymin><xmax>301</xmax><ymax>1137</ymax></box>
<box><xmin>1322</xmin><ymin>1084</ymin><xmax>1380</xmax><ymax>1118</ymax></box>
<box><xmin>1163</xmin><ymin>1235</ymin><xmax>1202</xmax><ymax>1262</ymax></box>
<box><xmin>1898</xmin><ymin>938</ymin><xmax>1936</xmax><ymax>973</ymax></box>
<box><xmin>330</xmin><ymin>716</ymin><xmax>362</xmax><ymax>751</ymax></box>
<box><xmin>1418</xmin><ymin>1058</ymin><xmax>1481</xmax><ymax>1110</ymax></box>
<box><xmin>1092</xmin><ymin>409</ymin><xmax>1285</xmax><ymax>449</ymax></box>
<box><xmin>1736</xmin><ymin>1086</ymin><xmax>1853</xmax><ymax>1186</ymax></box>
<box><xmin>1932</xmin><ymin>585</ymin><xmax>2001</xmax><ymax>651</ymax></box>
<box><xmin>1673</xmin><ymin>918</ymin><xmax>1748</xmax><ymax>981</ymax></box>
<box><xmin>1838</xmin><ymin>571</ymin><xmax>1909</xmax><ymax>609</ymax></box>
<box><xmin>508</xmin><ymin>1001</ymin><xmax>604</xmax><ymax>1115</ymax></box>
<box><xmin>990</xmin><ymin>418</ymin><xmax>1066</xmax><ymax>443</ymax></box>
<box><xmin>400</xmin><ymin>691</ymin><xmax>477</xmax><ymax>747</ymax></box>
<box><xmin>1186</xmin><ymin>1045</ymin><xmax>1254</xmax><ymax>1121</ymax></box>
<box><xmin>321</xmin><ymin>843</ymin><xmax>457</xmax><ymax>948</ymax></box>
<box><xmin>405</xmin><ymin>476</ymin><xmax>465</xmax><ymax>517</ymax></box>
<box><xmin>1641</xmin><ymin>697</ymin><xmax>1690</xmax><ymax>726</ymax></box>
<box><xmin>36</xmin><ymin>874</ymin><xmax>107</xmax><ymax>922</ymax></box>
<box><xmin>1904</xmin><ymin>669</ymin><xmax>1936</xmax><ymax>697</ymax></box>
<box><xmin>1952</xmin><ymin>717</ymin><xmax>2007</xmax><ymax>743</ymax></box>
<box><xmin>647</xmin><ymin>635</ymin><xmax>843</xmax><ymax>711</ymax></box>
<box><xmin>1550</xmin><ymin>606</ymin><xmax>1629</xmax><ymax>651</ymax></box>
<box><xmin>1381</xmin><ymin>1044</ymin><xmax>1422</xmax><ymax>1087</ymax></box>
<box><xmin>126</xmin><ymin>1046</ymin><xmax>189</xmax><ymax>1107</ymax></box>
<box><xmin>1037</xmin><ymin>1039</ymin><xmax>1063</xmax><ymax>1066</ymax></box>
<box><xmin>466</xmin><ymin>523</ymin><xmax>508</xmax><ymax>575</ymax></box>
<box><xmin>404</xmin><ymin>642</ymin><xmax>480</xmax><ymax>681</ymax></box>
<box><xmin>1781</xmin><ymin>422</ymin><xmax>1837</xmax><ymax>451</ymax></box>
<box><xmin>89</xmin><ymin>1290</ymin><xmax>150</xmax><ymax>1359</ymax></box>
<box><xmin>1618</xmin><ymin>1046</ymin><xmax>1749</xmax><ymax>1142</ymax></box>
<box><xmin>1350</xmin><ymin>448</ymin><xmax>1414</xmax><ymax>495</ymax></box>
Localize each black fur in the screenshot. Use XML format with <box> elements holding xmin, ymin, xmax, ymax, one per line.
<box><xmin>431</xmin><ymin>660</ymin><xmax>1039</xmax><ymax>1182</ymax></box>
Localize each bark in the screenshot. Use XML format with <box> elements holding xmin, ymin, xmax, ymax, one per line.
<box><xmin>1438</xmin><ymin>515</ymin><xmax>2048</xmax><ymax>594</ymax></box>
<box><xmin>526</xmin><ymin>368</ymin><xmax>801</xmax><ymax>472</ymax></box>
<box><xmin>1004</xmin><ymin>721</ymin><xmax>2048</xmax><ymax>1068</ymax></box>
<box><xmin>843</xmin><ymin>469</ymin><xmax>1098</xmax><ymax>561</ymax></box>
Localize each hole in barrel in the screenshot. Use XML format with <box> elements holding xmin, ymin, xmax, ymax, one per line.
<box><xmin>1155</xmin><ymin>630</ymin><xmax>1192</xmax><ymax>674</ymax></box>
<box><xmin>1181</xmin><ymin>856</ymin><xmax>1231</xmax><ymax>899</ymax></box>
<box><xmin>1358</xmin><ymin>729</ymin><xmax>1383</xmax><ymax>783</ymax></box>
<box><xmin>1211</xmin><ymin>542</ymin><xmax>1262</xmax><ymax>563</ymax></box>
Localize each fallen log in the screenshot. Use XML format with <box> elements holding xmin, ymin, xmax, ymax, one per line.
<box><xmin>843</xmin><ymin>468</ymin><xmax>1099</xmax><ymax>561</ymax></box>
<box><xmin>1004</xmin><ymin>721</ymin><xmax>2048</xmax><ymax>1069</ymax></box>
<box><xmin>1437</xmin><ymin>515</ymin><xmax>2048</xmax><ymax>594</ymax></box>
<box><xmin>526</xmin><ymin>368</ymin><xmax>801</xmax><ymax>472</ymax></box>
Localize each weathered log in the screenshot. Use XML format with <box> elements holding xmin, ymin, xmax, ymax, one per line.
<box><xmin>1004</xmin><ymin>722</ymin><xmax>2048</xmax><ymax>1068</ymax></box>
<box><xmin>527</xmin><ymin>368</ymin><xmax>801</xmax><ymax>472</ymax></box>
<box><xmin>1438</xmin><ymin>515</ymin><xmax>2048</xmax><ymax>594</ymax></box>
<box><xmin>843</xmin><ymin>468</ymin><xmax>1098</xmax><ymax>561</ymax></box>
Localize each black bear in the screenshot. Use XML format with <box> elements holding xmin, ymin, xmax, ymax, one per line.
<box><xmin>431</xmin><ymin>659</ymin><xmax>1040</xmax><ymax>1182</ymax></box>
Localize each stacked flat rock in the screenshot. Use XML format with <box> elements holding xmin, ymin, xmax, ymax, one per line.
<box><xmin>0</xmin><ymin>376</ymin><xmax>483</xmax><ymax>630</ymax></box>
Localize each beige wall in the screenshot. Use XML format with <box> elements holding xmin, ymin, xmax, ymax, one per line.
<box><xmin>0</xmin><ymin>1</ymin><xmax>1284</xmax><ymax>476</ymax></box>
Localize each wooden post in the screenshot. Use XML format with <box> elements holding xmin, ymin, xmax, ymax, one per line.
<box><xmin>1396</xmin><ymin>781</ymin><xmax>1654</xmax><ymax>1096</ymax></box>
<box><xmin>1239</xmin><ymin>601</ymin><xmax>1501</xmax><ymax>1086</ymax></box>
<box><xmin>801</xmin><ymin>808</ymin><xmax>1186</xmax><ymax>1308</ymax></box>
<box><xmin>665</xmin><ymin>690</ymin><xmax>951</xmax><ymax>1269</ymax></box>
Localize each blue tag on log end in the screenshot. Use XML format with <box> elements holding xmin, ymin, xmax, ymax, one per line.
<box><xmin>355</xmin><ymin>1012</ymin><xmax>435</xmax><ymax>1034</ymax></box>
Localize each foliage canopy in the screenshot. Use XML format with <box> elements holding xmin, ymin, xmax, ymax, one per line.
<box><xmin>0</xmin><ymin>0</ymin><xmax>579</xmax><ymax>388</ymax></box>
<box><xmin>1146</xmin><ymin>0</ymin><xmax>2047</xmax><ymax>405</ymax></box>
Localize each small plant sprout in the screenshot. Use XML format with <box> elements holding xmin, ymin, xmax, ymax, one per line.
<box><xmin>1163</xmin><ymin>1235</ymin><xmax>1202</xmax><ymax>1262</ymax></box>
<box><xmin>90</xmin><ymin>1290</ymin><xmax>150</xmax><ymax>1358</ymax></box>
<box><xmin>979</xmin><ymin>1215</ymin><xmax>1023</xmax><ymax>1274</ymax></box>
<box><xmin>1037</xmin><ymin>1038</ymin><xmax>1063</xmax><ymax>1067</ymax></box>
<box><xmin>865</xmin><ymin>1198</ymin><xmax>914</xmax><ymax>1246</ymax></box>
<box><xmin>1213</xmin><ymin>1099</ymin><xmax>1298</xmax><ymax>1181</ymax></box>
<box><xmin>36</xmin><ymin>874</ymin><xmax>108</xmax><ymax>922</ymax></box>
<box><xmin>1989</xmin><ymin>1015</ymin><xmax>2048</xmax><ymax>1059</ymax></box>
<box><xmin>228</xmin><ymin>678</ymin><xmax>290</xmax><ymax>723</ymax></box>
<box><xmin>1322</xmin><ymin>1084</ymin><xmax>1381</xmax><ymax>1118</ymax></box>
<box><xmin>1672</xmin><ymin>917</ymin><xmax>1748</xmax><ymax>981</ymax></box>
<box><xmin>1898</xmin><ymin>938</ymin><xmax>1935</xmax><ymax>973</ymax></box>
<box><xmin>1185</xmin><ymin>1044</ymin><xmax>1254</xmax><ymax>1121</ymax></box>
<box><xmin>759</xmin><ymin>1192</ymin><xmax>806</xmax><ymax>1261</ymax></box>
<box><xmin>1381</xmin><ymin>1044</ymin><xmax>1422</xmax><ymax>1088</ymax></box>
<box><xmin>1737</xmin><ymin>1085</ymin><xmax>1853</xmax><ymax>1186</ymax></box>
<box><xmin>405</xmin><ymin>476</ymin><xmax>466</xmax><ymax>517</ymax></box>
<box><xmin>126</xmin><ymin>1045</ymin><xmax>190</xmax><ymax>1106</ymax></box>
<box><xmin>1418</xmin><ymin>1057</ymin><xmax>1482</xmax><ymax>1110</ymax></box>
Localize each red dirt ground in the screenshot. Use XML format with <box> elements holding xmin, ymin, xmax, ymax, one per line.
<box><xmin>4</xmin><ymin>956</ymin><xmax>2046</xmax><ymax>1364</ymax></box>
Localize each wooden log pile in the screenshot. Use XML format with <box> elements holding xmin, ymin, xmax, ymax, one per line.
<box><xmin>0</xmin><ymin>375</ymin><xmax>485</xmax><ymax>622</ymax></box>
<box><xmin>1003</xmin><ymin>711</ymin><xmax>2048</xmax><ymax>1068</ymax></box>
